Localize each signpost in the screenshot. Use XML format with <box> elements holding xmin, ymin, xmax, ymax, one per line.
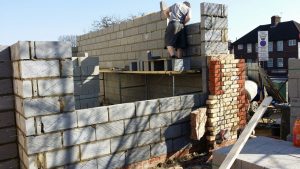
<box><xmin>258</xmin><ymin>31</ymin><xmax>269</xmax><ymax>61</ymax></box>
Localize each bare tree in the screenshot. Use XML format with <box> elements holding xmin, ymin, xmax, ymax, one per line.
<box><xmin>58</xmin><ymin>35</ymin><xmax>77</xmax><ymax>47</ymax></box>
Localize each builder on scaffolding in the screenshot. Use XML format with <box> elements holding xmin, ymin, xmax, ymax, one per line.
<box><xmin>163</xmin><ymin>1</ymin><xmax>191</xmax><ymax>59</ymax></box>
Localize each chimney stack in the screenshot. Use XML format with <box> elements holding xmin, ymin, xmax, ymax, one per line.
<box><xmin>271</xmin><ymin>15</ymin><xmax>281</xmax><ymax>26</ymax></box>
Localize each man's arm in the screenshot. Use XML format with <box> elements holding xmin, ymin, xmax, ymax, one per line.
<box><xmin>184</xmin><ymin>10</ymin><xmax>191</xmax><ymax>25</ymax></box>
<box><xmin>163</xmin><ymin>7</ymin><xmax>171</xmax><ymax>18</ymax></box>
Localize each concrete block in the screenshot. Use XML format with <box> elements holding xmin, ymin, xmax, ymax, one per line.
<box><xmin>0</xmin><ymin>79</ymin><xmax>13</xmax><ymax>95</ymax></box>
<box><xmin>0</xmin><ymin>45</ymin><xmax>10</xmax><ymax>61</ymax></box>
<box><xmin>171</xmin><ymin>109</ymin><xmax>191</xmax><ymax>124</ymax></box>
<box><xmin>0</xmin><ymin>159</ymin><xmax>19</xmax><ymax>169</ymax></box>
<box><xmin>172</xmin><ymin>58</ymin><xmax>191</xmax><ymax>71</ymax></box>
<box><xmin>98</xmin><ymin>153</ymin><xmax>125</xmax><ymax>169</ymax></box>
<box><xmin>77</xmin><ymin>106</ymin><xmax>109</xmax><ymax>127</ymax></box>
<box><xmin>38</xmin><ymin>78</ymin><xmax>74</xmax><ymax>96</ymax></box>
<box><xmin>187</xmin><ymin>34</ymin><xmax>201</xmax><ymax>45</ymax></box>
<box><xmin>17</xmin><ymin>115</ymin><xmax>36</xmax><ymax>136</ymax></box>
<box><xmin>186</xmin><ymin>23</ymin><xmax>200</xmax><ymax>35</ymax></box>
<box><xmin>61</xmin><ymin>59</ymin><xmax>73</xmax><ymax>77</ymax></box>
<box><xmin>0</xmin><ymin>111</ymin><xmax>15</xmax><ymax>128</ymax></box>
<box><xmin>108</xmin><ymin>103</ymin><xmax>135</xmax><ymax>121</ymax></box>
<box><xmin>124</xmin><ymin>117</ymin><xmax>150</xmax><ymax>134</ymax></box>
<box><xmin>19</xmin><ymin>60</ymin><xmax>60</xmax><ymax>78</ymax></box>
<box><xmin>41</xmin><ymin>112</ymin><xmax>77</xmax><ymax>133</ymax></box>
<box><xmin>110</xmin><ymin>134</ymin><xmax>137</xmax><ymax>152</ymax></box>
<box><xmin>13</xmin><ymin>79</ymin><xmax>32</xmax><ymax>98</ymax></box>
<box><xmin>180</xmin><ymin>94</ymin><xmax>204</xmax><ymax>109</ymax></box>
<box><xmin>150</xmin><ymin>112</ymin><xmax>172</xmax><ymax>128</ymax></box>
<box><xmin>10</xmin><ymin>41</ymin><xmax>30</xmax><ymax>61</ymax></box>
<box><xmin>201</xmin><ymin>29</ymin><xmax>222</xmax><ymax>41</ymax></box>
<box><xmin>289</xmin><ymin>79</ymin><xmax>298</xmax><ymax>98</ymax></box>
<box><xmin>0</xmin><ymin>143</ymin><xmax>18</xmax><ymax>161</ymax></box>
<box><xmin>150</xmin><ymin>141</ymin><xmax>173</xmax><ymax>157</ymax></box>
<box><xmin>0</xmin><ymin>62</ymin><xmax>12</xmax><ymax>78</ymax></box>
<box><xmin>201</xmin><ymin>16</ymin><xmax>228</xmax><ymax>29</ymax></box>
<box><xmin>21</xmin><ymin>153</ymin><xmax>39</xmax><ymax>169</ymax></box>
<box><xmin>22</xmin><ymin>97</ymin><xmax>60</xmax><ymax>118</ymax></box>
<box><xmin>12</xmin><ymin>62</ymin><xmax>20</xmax><ymax>78</ymax></box>
<box><xmin>0</xmin><ymin>96</ymin><xmax>14</xmax><ymax>111</ymax></box>
<box><xmin>62</xmin><ymin>95</ymin><xmax>76</xmax><ymax>112</ymax></box>
<box><xmin>0</xmin><ymin>127</ymin><xmax>17</xmax><ymax>144</ymax></box>
<box><xmin>162</xmin><ymin>124</ymin><xmax>183</xmax><ymax>139</ymax></box>
<box><xmin>201</xmin><ymin>42</ymin><xmax>228</xmax><ymax>56</ymax></box>
<box><xmin>138</xmin><ymin>129</ymin><xmax>161</xmax><ymax>146</ymax></box>
<box><xmin>125</xmin><ymin>145</ymin><xmax>150</xmax><ymax>164</ymax></box>
<box><xmin>34</xmin><ymin>41</ymin><xmax>72</xmax><ymax>59</ymax></box>
<box><xmin>291</xmin><ymin>98</ymin><xmax>300</xmax><ymax>107</ymax></box>
<box><xmin>80</xmin><ymin>139</ymin><xmax>110</xmax><ymax>160</ymax></box>
<box><xmin>288</xmin><ymin>58</ymin><xmax>300</xmax><ymax>69</ymax></box>
<box><xmin>65</xmin><ymin>159</ymin><xmax>97</xmax><ymax>169</ymax></box>
<box><xmin>26</xmin><ymin>132</ymin><xmax>62</xmax><ymax>154</ymax></box>
<box><xmin>96</xmin><ymin>120</ymin><xmax>124</xmax><ymax>140</ymax></box>
<box><xmin>201</xmin><ymin>3</ymin><xmax>228</xmax><ymax>17</ymax></box>
<box><xmin>45</xmin><ymin>146</ymin><xmax>80</xmax><ymax>168</ymax></box>
<box><xmin>63</xmin><ymin>126</ymin><xmax>96</xmax><ymax>146</ymax></box>
<box><xmin>159</xmin><ymin>97</ymin><xmax>181</xmax><ymax>112</ymax></box>
<box><xmin>289</xmin><ymin>70</ymin><xmax>300</xmax><ymax>79</ymax></box>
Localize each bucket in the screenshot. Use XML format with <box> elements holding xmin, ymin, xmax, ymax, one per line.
<box><xmin>293</xmin><ymin>119</ymin><xmax>300</xmax><ymax>147</ymax></box>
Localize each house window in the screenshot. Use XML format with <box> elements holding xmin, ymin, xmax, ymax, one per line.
<box><xmin>255</xmin><ymin>43</ymin><xmax>258</xmax><ymax>52</ymax></box>
<box><xmin>247</xmin><ymin>44</ymin><xmax>252</xmax><ymax>53</ymax></box>
<box><xmin>247</xmin><ymin>59</ymin><xmax>252</xmax><ymax>63</ymax></box>
<box><xmin>277</xmin><ymin>58</ymin><xmax>284</xmax><ymax>67</ymax></box>
<box><xmin>277</xmin><ymin>41</ymin><xmax>283</xmax><ymax>51</ymax></box>
<box><xmin>288</xmin><ymin>39</ymin><xmax>297</xmax><ymax>46</ymax></box>
<box><xmin>267</xmin><ymin>58</ymin><xmax>273</xmax><ymax>67</ymax></box>
<box><xmin>268</xmin><ymin>42</ymin><xmax>273</xmax><ymax>52</ymax></box>
<box><xmin>238</xmin><ymin>44</ymin><xmax>243</xmax><ymax>50</ymax></box>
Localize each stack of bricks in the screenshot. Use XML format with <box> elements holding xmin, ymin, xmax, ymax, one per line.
<box><xmin>237</xmin><ymin>59</ymin><xmax>248</xmax><ymax>128</ymax></box>
<box><xmin>205</xmin><ymin>55</ymin><xmax>247</xmax><ymax>148</ymax></box>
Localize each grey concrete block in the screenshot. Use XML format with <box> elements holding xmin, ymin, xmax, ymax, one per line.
<box><xmin>61</xmin><ymin>59</ymin><xmax>73</xmax><ymax>77</ymax></box>
<box><xmin>27</xmin><ymin>132</ymin><xmax>62</xmax><ymax>154</ymax></box>
<box><xmin>65</xmin><ymin>159</ymin><xmax>98</xmax><ymax>169</ymax></box>
<box><xmin>0</xmin><ymin>96</ymin><xmax>14</xmax><ymax>111</ymax></box>
<box><xmin>13</xmin><ymin>79</ymin><xmax>32</xmax><ymax>98</ymax></box>
<box><xmin>0</xmin><ymin>45</ymin><xmax>10</xmax><ymax>61</ymax></box>
<box><xmin>124</xmin><ymin>117</ymin><xmax>150</xmax><ymax>134</ymax></box>
<box><xmin>288</xmin><ymin>58</ymin><xmax>300</xmax><ymax>69</ymax></box>
<box><xmin>149</xmin><ymin>112</ymin><xmax>172</xmax><ymax>129</ymax></box>
<box><xmin>289</xmin><ymin>70</ymin><xmax>300</xmax><ymax>79</ymax></box>
<box><xmin>22</xmin><ymin>97</ymin><xmax>60</xmax><ymax>118</ymax></box>
<box><xmin>162</xmin><ymin>124</ymin><xmax>183</xmax><ymax>139</ymax></box>
<box><xmin>159</xmin><ymin>97</ymin><xmax>181</xmax><ymax>112</ymax></box>
<box><xmin>0</xmin><ymin>127</ymin><xmax>17</xmax><ymax>144</ymax></box>
<box><xmin>41</xmin><ymin>112</ymin><xmax>77</xmax><ymax>133</ymax></box>
<box><xmin>180</xmin><ymin>94</ymin><xmax>204</xmax><ymax>109</ymax></box>
<box><xmin>201</xmin><ymin>16</ymin><xmax>228</xmax><ymax>29</ymax></box>
<box><xmin>38</xmin><ymin>78</ymin><xmax>74</xmax><ymax>96</ymax></box>
<box><xmin>0</xmin><ymin>143</ymin><xmax>18</xmax><ymax>161</ymax></box>
<box><xmin>201</xmin><ymin>42</ymin><xmax>228</xmax><ymax>56</ymax></box>
<box><xmin>0</xmin><ymin>159</ymin><xmax>19</xmax><ymax>169</ymax></box>
<box><xmin>186</xmin><ymin>23</ymin><xmax>200</xmax><ymax>35</ymax></box>
<box><xmin>201</xmin><ymin>2</ymin><xmax>228</xmax><ymax>17</ymax></box>
<box><xmin>45</xmin><ymin>146</ymin><xmax>80</xmax><ymax>168</ymax></box>
<box><xmin>125</xmin><ymin>145</ymin><xmax>150</xmax><ymax>164</ymax></box>
<box><xmin>0</xmin><ymin>111</ymin><xmax>15</xmax><ymax>128</ymax></box>
<box><xmin>110</xmin><ymin>134</ymin><xmax>137</xmax><ymax>152</ymax></box>
<box><xmin>172</xmin><ymin>137</ymin><xmax>191</xmax><ymax>151</ymax></box>
<box><xmin>17</xmin><ymin>115</ymin><xmax>36</xmax><ymax>136</ymax></box>
<box><xmin>80</xmin><ymin>139</ymin><xmax>110</xmax><ymax>160</ymax></box>
<box><xmin>96</xmin><ymin>121</ymin><xmax>124</xmax><ymax>140</ymax></box>
<box><xmin>108</xmin><ymin>103</ymin><xmax>135</xmax><ymax>121</ymax></box>
<box><xmin>63</xmin><ymin>126</ymin><xmax>96</xmax><ymax>146</ymax></box>
<box><xmin>172</xmin><ymin>58</ymin><xmax>191</xmax><ymax>71</ymax></box>
<box><xmin>62</xmin><ymin>95</ymin><xmax>76</xmax><ymax>112</ymax></box>
<box><xmin>35</xmin><ymin>41</ymin><xmax>72</xmax><ymax>59</ymax></box>
<box><xmin>98</xmin><ymin>153</ymin><xmax>125</xmax><ymax>169</ymax></box>
<box><xmin>172</xmin><ymin>109</ymin><xmax>191</xmax><ymax>124</ymax></box>
<box><xmin>0</xmin><ymin>79</ymin><xmax>13</xmax><ymax>95</ymax></box>
<box><xmin>19</xmin><ymin>60</ymin><xmax>60</xmax><ymax>78</ymax></box>
<box><xmin>201</xmin><ymin>29</ymin><xmax>223</xmax><ymax>41</ymax></box>
<box><xmin>291</xmin><ymin>98</ymin><xmax>300</xmax><ymax>107</ymax></box>
<box><xmin>77</xmin><ymin>106</ymin><xmax>109</xmax><ymax>127</ymax></box>
<box><xmin>10</xmin><ymin>41</ymin><xmax>30</xmax><ymax>61</ymax></box>
<box><xmin>0</xmin><ymin>62</ymin><xmax>12</xmax><ymax>78</ymax></box>
<box><xmin>150</xmin><ymin>141</ymin><xmax>173</xmax><ymax>157</ymax></box>
<box><xmin>138</xmin><ymin>129</ymin><xmax>161</xmax><ymax>146</ymax></box>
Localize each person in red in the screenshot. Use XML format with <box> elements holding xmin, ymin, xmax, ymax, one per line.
<box><xmin>163</xmin><ymin>1</ymin><xmax>192</xmax><ymax>59</ymax></box>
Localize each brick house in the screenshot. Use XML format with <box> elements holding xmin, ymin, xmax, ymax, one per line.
<box><xmin>232</xmin><ymin>16</ymin><xmax>300</xmax><ymax>77</ymax></box>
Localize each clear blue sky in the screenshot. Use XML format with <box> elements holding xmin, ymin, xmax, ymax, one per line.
<box><xmin>1</xmin><ymin>0</ymin><xmax>300</xmax><ymax>45</ymax></box>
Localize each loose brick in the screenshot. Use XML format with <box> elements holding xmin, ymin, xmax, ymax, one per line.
<box><xmin>77</xmin><ymin>106</ymin><xmax>109</xmax><ymax>127</ymax></box>
<box><xmin>80</xmin><ymin>139</ymin><xmax>110</xmax><ymax>160</ymax></box>
<box><xmin>38</xmin><ymin>78</ymin><xmax>74</xmax><ymax>96</ymax></box>
<box><xmin>19</xmin><ymin>60</ymin><xmax>60</xmax><ymax>78</ymax></box>
<box><xmin>27</xmin><ymin>133</ymin><xmax>62</xmax><ymax>154</ymax></box>
<box><xmin>96</xmin><ymin>121</ymin><xmax>124</xmax><ymax>140</ymax></box>
<box><xmin>41</xmin><ymin>112</ymin><xmax>77</xmax><ymax>133</ymax></box>
<box><xmin>45</xmin><ymin>146</ymin><xmax>80</xmax><ymax>168</ymax></box>
<box><xmin>63</xmin><ymin>126</ymin><xmax>96</xmax><ymax>146</ymax></box>
<box><xmin>108</xmin><ymin>103</ymin><xmax>135</xmax><ymax>121</ymax></box>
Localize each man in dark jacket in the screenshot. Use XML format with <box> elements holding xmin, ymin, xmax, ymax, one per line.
<box><xmin>163</xmin><ymin>1</ymin><xmax>191</xmax><ymax>58</ymax></box>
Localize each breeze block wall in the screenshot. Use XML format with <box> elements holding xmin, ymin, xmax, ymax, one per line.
<box><xmin>205</xmin><ymin>55</ymin><xmax>247</xmax><ymax>149</ymax></box>
<box><xmin>0</xmin><ymin>45</ymin><xmax>19</xmax><ymax>169</ymax></box>
<box><xmin>10</xmin><ymin>41</ymin><xmax>75</xmax><ymax>169</ymax></box>
<box><xmin>76</xmin><ymin>9</ymin><xmax>204</xmax><ymax>105</ymax></box>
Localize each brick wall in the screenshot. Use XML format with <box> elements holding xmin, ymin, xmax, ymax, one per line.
<box><xmin>76</xmin><ymin>8</ymin><xmax>206</xmax><ymax>105</ymax></box>
<box><xmin>205</xmin><ymin>55</ymin><xmax>247</xmax><ymax>149</ymax></box>
<box><xmin>0</xmin><ymin>45</ymin><xmax>19</xmax><ymax>169</ymax></box>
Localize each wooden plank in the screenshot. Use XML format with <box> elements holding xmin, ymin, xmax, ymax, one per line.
<box><xmin>99</xmin><ymin>69</ymin><xmax>201</xmax><ymax>75</ymax></box>
<box><xmin>219</xmin><ymin>97</ymin><xmax>273</xmax><ymax>169</ymax></box>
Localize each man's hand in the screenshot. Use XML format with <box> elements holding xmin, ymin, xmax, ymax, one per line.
<box><xmin>163</xmin><ymin>7</ymin><xmax>171</xmax><ymax>19</ymax></box>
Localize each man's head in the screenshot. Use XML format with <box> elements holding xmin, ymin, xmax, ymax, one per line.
<box><xmin>183</xmin><ymin>1</ymin><xmax>191</xmax><ymax>8</ymax></box>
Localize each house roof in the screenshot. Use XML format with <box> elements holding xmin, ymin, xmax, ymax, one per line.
<box><xmin>233</xmin><ymin>20</ymin><xmax>300</xmax><ymax>45</ymax></box>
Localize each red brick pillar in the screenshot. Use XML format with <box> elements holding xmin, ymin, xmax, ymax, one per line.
<box><xmin>237</xmin><ymin>59</ymin><xmax>248</xmax><ymax>128</ymax></box>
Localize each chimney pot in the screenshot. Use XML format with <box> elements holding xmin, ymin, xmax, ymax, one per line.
<box><xmin>271</xmin><ymin>15</ymin><xmax>281</xmax><ymax>25</ymax></box>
